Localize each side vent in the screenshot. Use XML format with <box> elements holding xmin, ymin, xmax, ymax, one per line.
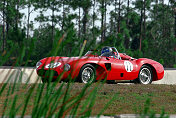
<box><xmin>105</xmin><ymin>63</ymin><xmax>111</xmax><ymax>71</ymax></box>
<box><xmin>120</xmin><ymin>73</ymin><xmax>124</xmax><ymax>77</ymax></box>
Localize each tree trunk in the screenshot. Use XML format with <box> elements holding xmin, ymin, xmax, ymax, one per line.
<box><xmin>154</xmin><ymin>0</ymin><xmax>158</xmax><ymax>22</ymax></box>
<box><xmin>15</xmin><ymin>0</ymin><xmax>19</xmax><ymax>30</ymax></box>
<box><xmin>62</xmin><ymin>0</ymin><xmax>65</xmax><ymax>31</ymax></box>
<box><xmin>103</xmin><ymin>1</ymin><xmax>107</xmax><ymax>41</ymax></box>
<box><xmin>174</xmin><ymin>7</ymin><xmax>176</xmax><ymax>66</ymax></box>
<box><xmin>175</xmin><ymin>8</ymin><xmax>176</xmax><ymax>38</ymax></box>
<box><xmin>143</xmin><ymin>0</ymin><xmax>146</xmax><ymax>40</ymax></box>
<box><xmin>101</xmin><ymin>0</ymin><xmax>104</xmax><ymax>42</ymax></box>
<box><xmin>127</xmin><ymin>0</ymin><xmax>130</xmax><ymax>26</ymax></box>
<box><xmin>161</xmin><ymin>0</ymin><xmax>165</xmax><ymax>37</ymax></box>
<box><xmin>6</xmin><ymin>1</ymin><xmax>9</xmax><ymax>39</ymax></box>
<box><xmin>139</xmin><ymin>0</ymin><xmax>143</xmax><ymax>51</ymax></box>
<box><xmin>115</xmin><ymin>0</ymin><xmax>117</xmax><ymax>33</ymax></box>
<box><xmin>78</xmin><ymin>7</ymin><xmax>81</xmax><ymax>39</ymax></box>
<box><xmin>125</xmin><ymin>0</ymin><xmax>130</xmax><ymax>49</ymax></box>
<box><xmin>110</xmin><ymin>17</ymin><xmax>113</xmax><ymax>34</ymax></box>
<box><xmin>118</xmin><ymin>0</ymin><xmax>121</xmax><ymax>33</ymax></box>
<box><xmin>27</xmin><ymin>3</ymin><xmax>30</xmax><ymax>40</ymax></box>
<box><xmin>2</xmin><ymin>0</ymin><xmax>5</xmax><ymax>52</ymax></box>
<box><xmin>83</xmin><ymin>7</ymin><xmax>88</xmax><ymax>40</ymax></box>
<box><xmin>92</xmin><ymin>0</ymin><xmax>96</xmax><ymax>40</ymax></box>
<box><xmin>51</xmin><ymin>2</ymin><xmax>55</xmax><ymax>42</ymax></box>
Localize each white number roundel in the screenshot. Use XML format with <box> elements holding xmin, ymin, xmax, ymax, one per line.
<box><xmin>124</xmin><ymin>61</ymin><xmax>133</xmax><ymax>72</ymax></box>
<box><xmin>45</xmin><ymin>62</ymin><xmax>61</xmax><ymax>69</ymax></box>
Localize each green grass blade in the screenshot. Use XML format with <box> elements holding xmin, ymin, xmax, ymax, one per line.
<box><xmin>57</xmin><ymin>82</ymin><xmax>71</xmax><ymax>117</ymax></box>
<box><xmin>31</xmin><ymin>83</ymin><xmax>45</xmax><ymax>117</ymax></box>
<box><xmin>21</xmin><ymin>85</ymin><xmax>35</xmax><ymax>118</ymax></box>
<box><xmin>79</xmin><ymin>40</ymin><xmax>87</xmax><ymax>57</ymax></box>
<box><xmin>47</xmin><ymin>82</ymin><xmax>65</xmax><ymax>117</ymax></box>
<box><xmin>2</xmin><ymin>84</ymin><xmax>12</xmax><ymax>117</ymax></box>
<box><xmin>9</xmin><ymin>95</ymin><xmax>18</xmax><ymax>117</ymax></box>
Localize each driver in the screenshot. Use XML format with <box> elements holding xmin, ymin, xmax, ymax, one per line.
<box><xmin>101</xmin><ymin>47</ymin><xmax>112</xmax><ymax>54</ymax></box>
<box><xmin>101</xmin><ymin>47</ymin><xmax>116</xmax><ymax>58</ymax></box>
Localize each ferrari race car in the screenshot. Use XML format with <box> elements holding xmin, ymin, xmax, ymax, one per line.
<box><xmin>36</xmin><ymin>46</ymin><xmax>164</xmax><ymax>84</ymax></box>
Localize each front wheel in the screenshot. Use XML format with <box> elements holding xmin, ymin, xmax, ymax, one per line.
<box><xmin>41</xmin><ymin>77</ymin><xmax>55</xmax><ymax>83</ymax></box>
<box><xmin>41</xmin><ymin>77</ymin><xmax>48</xmax><ymax>83</ymax></box>
<box><xmin>136</xmin><ymin>65</ymin><xmax>153</xmax><ymax>84</ymax></box>
<box><xmin>79</xmin><ymin>64</ymin><xmax>96</xmax><ymax>84</ymax></box>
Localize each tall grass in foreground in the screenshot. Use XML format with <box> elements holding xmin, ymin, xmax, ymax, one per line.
<box><xmin>0</xmin><ymin>30</ymin><xmax>169</xmax><ymax>118</ymax></box>
<box><xmin>0</xmin><ymin>31</ymin><xmax>118</xmax><ymax>118</ymax></box>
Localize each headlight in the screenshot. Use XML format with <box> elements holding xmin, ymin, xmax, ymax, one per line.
<box><xmin>36</xmin><ymin>61</ymin><xmax>42</xmax><ymax>69</ymax></box>
<box><xmin>64</xmin><ymin>64</ymin><xmax>71</xmax><ymax>71</ymax></box>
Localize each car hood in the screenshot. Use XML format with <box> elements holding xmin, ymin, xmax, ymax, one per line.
<box><xmin>40</xmin><ymin>56</ymin><xmax>80</xmax><ymax>64</ymax></box>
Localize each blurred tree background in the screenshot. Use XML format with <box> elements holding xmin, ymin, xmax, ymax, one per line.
<box><xmin>0</xmin><ymin>0</ymin><xmax>175</xmax><ymax>67</ymax></box>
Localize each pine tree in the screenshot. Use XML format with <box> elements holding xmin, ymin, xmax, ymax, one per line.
<box><xmin>34</xmin><ymin>0</ymin><xmax>62</xmax><ymax>42</ymax></box>
<box><xmin>26</xmin><ymin>0</ymin><xmax>34</xmax><ymax>39</ymax></box>
<box><xmin>69</xmin><ymin>0</ymin><xmax>92</xmax><ymax>40</ymax></box>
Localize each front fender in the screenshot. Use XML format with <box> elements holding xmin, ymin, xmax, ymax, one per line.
<box><xmin>70</xmin><ymin>59</ymin><xmax>108</xmax><ymax>80</ymax></box>
<box><xmin>150</xmin><ymin>63</ymin><xmax>164</xmax><ymax>80</ymax></box>
<box><xmin>136</xmin><ymin>58</ymin><xmax>164</xmax><ymax>81</ymax></box>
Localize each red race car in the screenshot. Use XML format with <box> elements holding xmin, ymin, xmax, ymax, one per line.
<box><xmin>36</xmin><ymin>46</ymin><xmax>164</xmax><ymax>84</ymax></box>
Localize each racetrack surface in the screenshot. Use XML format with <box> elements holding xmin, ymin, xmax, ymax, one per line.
<box><xmin>0</xmin><ymin>67</ymin><xmax>175</xmax><ymax>84</ymax></box>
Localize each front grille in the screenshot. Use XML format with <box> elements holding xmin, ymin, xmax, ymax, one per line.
<box><xmin>38</xmin><ymin>69</ymin><xmax>59</xmax><ymax>77</ymax></box>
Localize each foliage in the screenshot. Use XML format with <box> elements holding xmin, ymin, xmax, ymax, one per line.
<box><xmin>173</xmin><ymin>62</ymin><xmax>176</xmax><ymax>68</ymax></box>
<box><xmin>0</xmin><ymin>1</ymin><xmax>174</xmax><ymax>116</ymax></box>
<box><xmin>0</xmin><ymin>0</ymin><xmax>175</xmax><ymax>67</ymax></box>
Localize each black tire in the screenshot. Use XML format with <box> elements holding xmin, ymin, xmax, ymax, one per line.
<box><xmin>107</xmin><ymin>80</ymin><xmax>116</xmax><ymax>84</ymax></box>
<box><xmin>136</xmin><ymin>65</ymin><xmax>153</xmax><ymax>84</ymax></box>
<box><xmin>78</xmin><ymin>64</ymin><xmax>96</xmax><ymax>83</ymax></box>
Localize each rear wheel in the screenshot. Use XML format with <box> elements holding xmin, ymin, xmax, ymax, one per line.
<box><xmin>79</xmin><ymin>64</ymin><xmax>96</xmax><ymax>84</ymax></box>
<box><xmin>136</xmin><ymin>65</ymin><xmax>153</xmax><ymax>84</ymax></box>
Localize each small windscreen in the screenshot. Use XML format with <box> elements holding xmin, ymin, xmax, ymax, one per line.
<box><xmin>84</xmin><ymin>51</ymin><xmax>93</xmax><ymax>56</ymax></box>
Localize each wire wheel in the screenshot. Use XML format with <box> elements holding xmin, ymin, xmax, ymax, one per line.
<box><xmin>80</xmin><ymin>64</ymin><xmax>95</xmax><ymax>84</ymax></box>
<box><xmin>138</xmin><ymin>65</ymin><xmax>153</xmax><ymax>84</ymax></box>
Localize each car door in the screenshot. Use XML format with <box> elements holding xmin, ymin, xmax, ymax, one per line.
<box><xmin>123</xmin><ymin>60</ymin><xmax>138</xmax><ymax>80</ymax></box>
<box><xmin>106</xmin><ymin>58</ymin><xmax>126</xmax><ymax>80</ymax></box>
<box><xmin>106</xmin><ymin>58</ymin><xmax>137</xmax><ymax>80</ymax></box>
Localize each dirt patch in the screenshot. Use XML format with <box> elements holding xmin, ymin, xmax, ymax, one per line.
<box><xmin>0</xmin><ymin>83</ymin><xmax>176</xmax><ymax>115</ymax></box>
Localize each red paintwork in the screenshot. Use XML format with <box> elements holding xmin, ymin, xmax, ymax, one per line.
<box><xmin>36</xmin><ymin>53</ymin><xmax>164</xmax><ymax>81</ymax></box>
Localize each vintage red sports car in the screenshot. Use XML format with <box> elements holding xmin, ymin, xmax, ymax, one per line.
<box><xmin>36</xmin><ymin>46</ymin><xmax>164</xmax><ymax>84</ymax></box>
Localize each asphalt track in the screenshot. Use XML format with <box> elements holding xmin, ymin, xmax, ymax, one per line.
<box><xmin>0</xmin><ymin>67</ymin><xmax>175</xmax><ymax>84</ymax></box>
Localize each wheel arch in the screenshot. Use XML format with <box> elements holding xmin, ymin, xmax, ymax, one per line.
<box><xmin>142</xmin><ymin>64</ymin><xmax>158</xmax><ymax>81</ymax></box>
<box><xmin>81</xmin><ymin>63</ymin><xmax>108</xmax><ymax>80</ymax></box>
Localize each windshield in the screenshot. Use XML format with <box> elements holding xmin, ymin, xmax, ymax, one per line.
<box><xmin>84</xmin><ymin>47</ymin><xmax>121</xmax><ymax>59</ymax></box>
<box><xmin>101</xmin><ymin>47</ymin><xmax>121</xmax><ymax>60</ymax></box>
<box><xmin>84</xmin><ymin>51</ymin><xmax>93</xmax><ymax>56</ymax></box>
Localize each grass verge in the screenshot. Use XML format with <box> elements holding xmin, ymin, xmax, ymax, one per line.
<box><xmin>0</xmin><ymin>83</ymin><xmax>175</xmax><ymax>116</ymax></box>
